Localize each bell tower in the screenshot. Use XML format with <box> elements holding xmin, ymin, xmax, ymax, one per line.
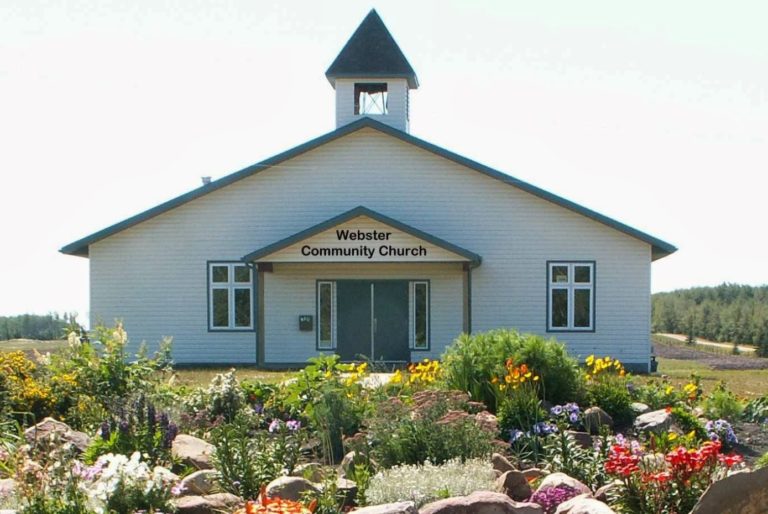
<box><xmin>326</xmin><ymin>10</ymin><xmax>419</xmax><ymax>133</ymax></box>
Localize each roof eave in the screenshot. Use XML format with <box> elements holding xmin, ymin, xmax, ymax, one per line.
<box><xmin>325</xmin><ymin>72</ymin><xmax>419</xmax><ymax>89</ymax></box>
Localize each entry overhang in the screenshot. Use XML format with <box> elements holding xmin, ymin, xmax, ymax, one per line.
<box><xmin>241</xmin><ymin>206</ymin><xmax>482</xmax><ymax>266</ymax></box>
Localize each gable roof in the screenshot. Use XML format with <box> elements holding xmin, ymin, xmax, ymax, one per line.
<box><xmin>60</xmin><ymin>117</ymin><xmax>677</xmax><ymax>260</ymax></box>
<box><xmin>241</xmin><ymin>205</ymin><xmax>482</xmax><ymax>265</ymax></box>
<box><xmin>326</xmin><ymin>9</ymin><xmax>419</xmax><ymax>88</ymax></box>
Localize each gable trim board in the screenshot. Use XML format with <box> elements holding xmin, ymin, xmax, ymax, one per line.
<box><xmin>60</xmin><ymin>117</ymin><xmax>676</xmax><ymax>260</ymax></box>
<box><xmin>242</xmin><ymin>206</ymin><xmax>482</xmax><ymax>266</ymax></box>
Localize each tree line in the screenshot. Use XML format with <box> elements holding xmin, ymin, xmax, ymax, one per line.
<box><xmin>652</xmin><ymin>283</ymin><xmax>768</xmax><ymax>356</ymax></box>
<box><xmin>0</xmin><ymin>313</ymin><xmax>77</xmax><ymax>341</ymax></box>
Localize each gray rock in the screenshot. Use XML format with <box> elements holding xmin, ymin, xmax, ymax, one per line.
<box><xmin>419</xmin><ymin>491</ymin><xmax>543</xmax><ymax>514</ymax></box>
<box><xmin>354</xmin><ymin>501</ymin><xmax>418</xmax><ymax>514</ymax></box>
<box><xmin>633</xmin><ymin>409</ymin><xmax>672</xmax><ymax>434</ymax></box>
<box><xmin>690</xmin><ymin>466</ymin><xmax>768</xmax><ymax>514</ymax></box>
<box><xmin>339</xmin><ymin>450</ymin><xmax>358</xmax><ymax>478</ymax></box>
<box><xmin>336</xmin><ymin>477</ymin><xmax>358</xmax><ymax>507</ymax></box>
<box><xmin>583</xmin><ymin>407</ymin><xmax>613</xmax><ymax>435</ymax></box>
<box><xmin>174</xmin><ymin>492</ymin><xmax>241</xmax><ymax>514</ymax></box>
<box><xmin>172</xmin><ymin>434</ymin><xmax>216</xmax><ymax>470</ymax></box>
<box><xmin>180</xmin><ymin>469</ymin><xmax>219</xmax><ymax>496</ymax></box>
<box><xmin>24</xmin><ymin>417</ymin><xmax>90</xmax><ymax>452</ymax></box>
<box><xmin>265</xmin><ymin>476</ymin><xmax>319</xmax><ymax>502</ymax></box>
<box><xmin>593</xmin><ymin>481</ymin><xmax>622</xmax><ymax>503</ymax></box>
<box><xmin>496</xmin><ymin>470</ymin><xmax>532</xmax><ymax>502</ymax></box>
<box><xmin>535</xmin><ymin>473</ymin><xmax>591</xmax><ymax>497</ymax></box>
<box><xmin>565</xmin><ymin>431</ymin><xmax>593</xmax><ymax>449</ymax></box>
<box><xmin>0</xmin><ymin>479</ymin><xmax>16</xmax><ymax>498</ymax></box>
<box><xmin>630</xmin><ymin>402</ymin><xmax>650</xmax><ymax>415</ymax></box>
<box><xmin>554</xmin><ymin>494</ymin><xmax>616</xmax><ymax>514</ymax></box>
<box><xmin>419</xmin><ymin>491</ymin><xmax>544</xmax><ymax>514</ymax></box>
<box><xmin>291</xmin><ymin>462</ymin><xmax>325</xmax><ymax>482</ymax></box>
<box><xmin>491</xmin><ymin>453</ymin><xmax>515</xmax><ymax>474</ymax></box>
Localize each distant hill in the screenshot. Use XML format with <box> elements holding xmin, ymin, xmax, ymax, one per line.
<box><xmin>652</xmin><ymin>284</ymin><xmax>768</xmax><ymax>356</ymax></box>
<box><xmin>0</xmin><ymin>313</ymin><xmax>73</xmax><ymax>341</ymax></box>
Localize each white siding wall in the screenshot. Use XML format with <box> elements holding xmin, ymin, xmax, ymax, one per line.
<box><xmin>263</xmin><ymin>263</ymin><xmax>462</xmax><ymax>363</ymax></box>
<box><xmin>90</xmin><ymin>127</ymin><xmax>652</xmax><ymax>367</ymax></box>
<box><xmin>335</xmin><ymin>79</ymin><xmax>409</xmax><ymax>131</ymax></box>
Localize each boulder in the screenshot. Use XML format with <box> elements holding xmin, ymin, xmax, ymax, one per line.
<box><xmin>630</xmin><ymin>402</ymin><xmax>650</xmax><ymax>415</ymax></box>
<box><xmin>633</xmin><ymin>409</ymin><xmax>672</xmax><ymax>434</ymax></box>
<box><xmin>496</xmin><ymin>470</ymin><xmax>532</xmax><ymax>502</ymax></box>
<box><xmin>172</xmin><ymin>434</ymin><xmax>216</xmax><ymax>470</ymax></box>
<box><xmin>554</xmin><ymin>494</ymin><xmax>616</xmax><ymax>514</ymax></box>
<box><xmin>521</xmin><ymin>468</ymin><xmax>547</xmax><ymax>482</ymax></box>
<box><xmin>24</xmin><ymin>417</ymin><xmax>90</xmax><ymax>452</ymax></box>
<box><xmin>593</xmin><ymin>481</ymin><xmax>621</xmax><ymax>503</ymax></box>
<box><xmin>339</xmin><ymin>450</ymin><xmax>358</xmax><ymax>478</ymax></box>
<box><xmin>535</xmin><ymin>473</ymin><xmax>591</xmax><ymax>497</ymax></box>
<box><xmin>174</xmin><ymin>492</ymin><xmax>242</xmax><ymax>514</ymax></box>
<box><xmin>690</xmin><ymin>466</ymin><xmax>768</xmax><ymax>514</ymax></box>
<box><xmin>565</xmin><ymin>431</ymin><xmax>593</xmax><ymax>449</ymax></box>
<box><xmin>264</xmin><ymin>476</ymin><xmax>319</xmax><ymax>502</ymax></box>
<box><xmin>583</xmin><ymin>408</ymin><xmax>613</xmax><ymax>435</ymax></box>
<box><xmin>336</xmin><ymin>477</ymin><xmax>358</xmax><ymax>507</ymax></box>
<box><xmin>180</xmin><ymin>469</ymin><xmax>219</xmax><ymax>496</ymax></box>
<box><xmin>491</xmin><ymin>453</ymin><xmax>515</xmax><ymax>474</ymax></box>
<box><xmin>0</xmin><ymin>479</ymin><xmax>16</xmax><ymax>498</ymax></box>
<box><xmin>291</xmin><ymin>462</ymin><xmax>325</xmax><ymax>482</ymax></box>
<box><xmin>419</xmin><ymin>491</ymin><xmax>543</xmax><ymax>514</ymax></box>
<box><xmin>354</xmin><ymin>501</ymin><xmax>418</xmax><ymax>514</ymax></box>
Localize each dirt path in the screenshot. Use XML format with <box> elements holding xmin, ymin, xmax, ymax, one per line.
<box><xmin>659</xmin><ymin>333</ymin><xmax>756</xmax><ymax>353</ymax></box>
<box><xmin>653</xmin><ymin>341</ymin><xmax>768</xmax><ymax>370</ymax></box>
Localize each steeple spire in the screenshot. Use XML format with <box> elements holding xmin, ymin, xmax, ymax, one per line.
<box><xmin>326</xmin><ymin>10</ymin><xmax>418</xmax><ymax>132</ymax></box>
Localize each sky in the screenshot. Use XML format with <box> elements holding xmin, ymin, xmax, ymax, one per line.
<box><xmin>1</xmin><ymin>0</ymin><xmax>767</xmax><ymax>320</ymax></box>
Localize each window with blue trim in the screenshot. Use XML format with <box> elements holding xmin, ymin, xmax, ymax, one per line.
<box><xmin>209</xmin><ymin>263</ymin><xmax>253</xmax><ymax>330</ymax></box>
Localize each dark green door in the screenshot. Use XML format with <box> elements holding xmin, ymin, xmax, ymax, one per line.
<box><xmin>336</xmin><ymin>281</ymin><xmax>372</xmax><ymax>361</ymax></box>
<box><xmin>372</xmin><ymin>281</ymin><xmax>410</xmax><ymax>362</ymax></box>
<box><xmin>336</xmin><ymin>280</ymin><xmax>409</xmax><ymax>362</ymax></box>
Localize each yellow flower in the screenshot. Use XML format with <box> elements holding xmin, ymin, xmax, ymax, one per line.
<box><xmin>391</xmin><ymin>369</ymin><xmax>403</xmax><ymax>384</ymax></box>
<box><xmin>586</xmin><ymin>355</ymin><xmax>595</xmax><ymax>366</ymax></box>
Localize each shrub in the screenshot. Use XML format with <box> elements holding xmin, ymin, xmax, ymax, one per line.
<box><xmin>742</xmin><ymin>395</ymin><xmax>768</xmax><ymax>423</ymax></box>
<box><xmin>669</xmin><ymin>406</ymin><xmax>707</xmax><ymax>441</ymax></box>
<box><xmin>366</xmin><ymin>458</ymin><xmax>496</xmax><ymax>508</ymax></box>
<box><xmin>702</xmin><ymin>382</ymin><xmax>743</xmax><ymax>421</ymax></box>
<box><xmin>212</xmin><ymin>412</ymin><xmax>305</xmax><ymax>499</ymax></box>
<box><xmin>584</xmin><ymin>355</ymin><xmax>633</xmax><ymax>426</ymax></box>
<box><xmin>182</xmin><ymin>369</ymin><xmax>246</xmax><ymax>425</ymax></box>
<box><xmin>365</xmin><ymin>391</ymin><xmax>495</xmax><ymax>468</ymax></box>
<box><xmin>442</xmin><ymin>329</ymin><xmax>583</xmax><ymax>411</ymax></box>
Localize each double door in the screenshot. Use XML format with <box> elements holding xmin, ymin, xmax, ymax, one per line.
<box><xmin>336</xmin><ymin>280</ymin><xmax>410</xmax><ymax>362</ymax></box>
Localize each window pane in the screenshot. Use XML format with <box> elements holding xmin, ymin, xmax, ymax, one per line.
<box><xmin>574</xmin><ymin>289</ymin><xmax>591</xmax><ymax>328</ymax></box>
<box><xmin>414</xmin><ymin>283</ymin><xmax>428</xmax><ymax>348</ymax></box>
<box><xmin>212</xmin><ymin>289</ymin><xmax>229</xmax><ymax>327</ymax></box>
<box><xmin>551</xmin><ymin>289</ymin><xmax>568</xmax><ymax>327</ymax></box>
<box><xmin>552</xmin><ymin>266</ymin><xmax>569</xmax><ymax>283</ymax></box>
<box><xmin>212</xmin><ymin>266</ymin><xmax>229</xmax><ymax>283</ymax></box>
<box><xmin>234</xmin><ymin>289</ymin><xmax>251</xmax><ymax>327</ymax></box>
<box><xmin>234</xmin><ymin>265</ymin><xmax>250</xmax><ymax>283</ymax></box>
<box><xmin>319</xmin><ymin>283</ymin><xmax>332</xmax><ymax>345</ymax></box>
<box><xmin>574</xmin><ymin>265</ymin><xmax>591</xmax><ymax>283</ymax></box>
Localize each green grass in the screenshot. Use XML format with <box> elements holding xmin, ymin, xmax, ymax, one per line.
<box><xmin>171</xmin><ymin>367</ymin><xmax>296</xmax><ymax>388</ymax></box>
<box><xmin>0</xmin><ymin>338</ymin><xmax>68</xmax><ymax>352</ymax></box>
<box><xmin>644</xmin><ymin>357</ymin><xmax>768</xmax><ymax>399</ymax></box>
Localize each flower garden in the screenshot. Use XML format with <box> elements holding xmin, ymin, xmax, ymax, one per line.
<box><xmin>1</xmin><ymin>325</ymin><xmax>767</xmax><ymax>514</ymax></box>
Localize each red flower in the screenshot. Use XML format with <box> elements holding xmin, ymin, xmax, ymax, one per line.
<box><xmin>718</xmin><ymin>453</ymin><xmax>743</xmax><ymax>468</ymax></box>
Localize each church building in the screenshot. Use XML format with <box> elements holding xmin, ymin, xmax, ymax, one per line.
<box><xmin>61</xmin><ymin>10</ymin><xmax>676</xmax><ymax>370</ymax></box>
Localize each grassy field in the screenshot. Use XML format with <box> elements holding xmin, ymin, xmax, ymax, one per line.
<box><xmin>648</xmin><ymin>357</ymin><xmax>768</xmax><ymax>399</ymax></box>
<box><xmin>171</xmin><ymin>367</ymin><xmax>295</xmax><ymax>387</ymax></box>
<box><xmin>0</xmin><ymin>338</ymin><xmax>69</xmax><ymax>352</ymax></box>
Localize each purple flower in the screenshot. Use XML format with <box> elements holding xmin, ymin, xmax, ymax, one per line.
<box><xmin>99</xmin><ymin>421</ymin><xmax>111</xmax><ymax>441</ymax></box>
<box><xmin>268</xmin><ymin>419</ymin><xmax>281</xmax><ymax>433</ymax></box>
<box><xmin>286</xmin><ymin>420</ymin><xmax>301</xmax><ymax>432</ymax></box>
<box><xmin>528</xmin><ymin>485</ymin><xmax>579</xmax><ymax>514</ymax></box>
<box><xmin>550</xmin><ymin>405</ymin><xmax>564</xmax><ymax>416</ymax></box>
<box><xmin>509</xmin><ymin>429</ymin><xmax>525</xmax><ymax>444</ymax></box>
<box><xmin>171</xmin><ymin>483</ymin><xmax>187</xmax><ymax>496</ymax></box>
<box><xmin>569</xmin><ymin>412</ymin><xmax>579</xmax><ymax>424</ymax></box>
<box><xmin>253</xmin><ymin>402</ymin><xmax>264</xmax><ymax>414</ymax></box>
<box><xmin>533</xmin><ymin>422</ymin><xmax>558</xmax><ymax>436</ymax></box>
<box><xmin>565</xmin><ymin>403</ymin><xmax>580</xmax><ymax>414</ymax></box>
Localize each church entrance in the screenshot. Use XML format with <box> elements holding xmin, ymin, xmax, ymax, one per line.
<box><xmin>336</xmin><ymin>280</ymin><xmax>410</xmax><ymax>362</ymax></box>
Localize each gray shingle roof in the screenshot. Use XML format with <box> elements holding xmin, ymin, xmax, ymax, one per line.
<box><xmin>326</xmin><ymin>9</ymin><xmax>418</xmax><ymax>88</ymax></box>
